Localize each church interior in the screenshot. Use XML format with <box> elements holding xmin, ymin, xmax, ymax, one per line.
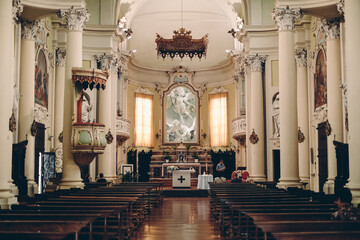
<box><xmin>0</xmin><ymin>0</ymin><xmax>360</xmax><ymax>239</ymax></box>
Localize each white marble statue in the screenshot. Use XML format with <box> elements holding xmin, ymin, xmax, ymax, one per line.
<box><xmin>167</xmin><ymin>87</ymin><xmax>195</xmax><ymax>124</ymax></box>
<box><xmin>167</xmin><ymin>119</ymin><xmax>196</xmax><ymax>142</ymax></box>
<box><xmin>81</xmin><ymin>93</ymin><xmax>92</xmax><ymax>123</ymax></box>
<box><xmin>272</xmin><ymin>92</ymin><xmax>280</xmax><ymax>138</ymax></box>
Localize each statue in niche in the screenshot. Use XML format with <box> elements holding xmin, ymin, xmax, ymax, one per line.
<box><xmin>81</xmin><ymin>93</ymin><xmax>93</xmax><ymax>123</ymax></box>
<box><xmin>272</xmin><ymin>92</ymin><xmax>280</xmax><ymax>138</ymax></box>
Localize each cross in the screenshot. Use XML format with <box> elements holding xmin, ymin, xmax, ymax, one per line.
<box><xmin>178</xmin><ymin>176</ymin><xmax>185</xmax><ymax>183</ymax></box>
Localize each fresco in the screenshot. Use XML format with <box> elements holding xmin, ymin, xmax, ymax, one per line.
<box><xmin>164</xmin><ymin>86</ymin><xmax>198</xmax><ymax>144</ymax></box>
<box><xmin>35</xmin><ymin>50</ymin><xmax>49</xmax><ymax>109</ymax></box>
<box><xmin>314</xmin><ymin>49</ymin><xmax>327</xmax><ymax>109</ymax></box>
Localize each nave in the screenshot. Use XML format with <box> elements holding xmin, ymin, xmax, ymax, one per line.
<box><xmin>131</xmin><ymin>197</ymin><xmax>221</xmax><ymax>240</ymax></box>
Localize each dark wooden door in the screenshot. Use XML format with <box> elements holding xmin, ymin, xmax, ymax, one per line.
<box><xmin>273</xmin><ymin>150</ymin><xmax>280</xmax><ymax>182</ymax></box>
<box><xmin>317</xmin><ymin>122</ymin><xmax>328</xmax><ymax>194</ymax></box>
<box><xmin>34</xmin><ymin>122</ymin><xmax>45</xmax><ymax>186</ymax></box>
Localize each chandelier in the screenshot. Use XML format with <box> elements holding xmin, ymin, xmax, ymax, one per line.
<box><xmin>155</xmin><ymin>0</ymin><xmax>209</xmax><ymax>60</ymax></box>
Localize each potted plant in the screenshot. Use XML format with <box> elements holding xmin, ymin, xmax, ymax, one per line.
<box><xmin>163</xmin><ymin>151</ymin><xmax>171</xmax><ymax>163</ymax></box>
<box><xmin>192</xmin><ymin>152</ymin><xmax>199</xmax><ymax>163</ymax></box>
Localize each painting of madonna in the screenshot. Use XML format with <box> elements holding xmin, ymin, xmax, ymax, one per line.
<box><xmin>34</xmin><ymin>50</ymin><xmax>49</xmax><ymax>109</ymax></box>
<box><xmin>314</xmin><ymin>49</ymin><xmax>327</xmax><ymax>109</ymax></box>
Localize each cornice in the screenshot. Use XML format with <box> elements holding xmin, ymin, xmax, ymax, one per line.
<box><xmin>21</xmin><ymin>0</ymin><xmax>85</xmax><ymax>9</ymax></box>
<box><xmin>276</xmin><ymin>0</ymin><xmax>339</xmax><ymax>9</ymax></box>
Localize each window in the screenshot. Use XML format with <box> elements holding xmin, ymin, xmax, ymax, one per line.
<box><xmin>208</xmin><ymin>92</ymin><xmax>228</xmax><ymax>147</ymax></box>
<box><xmin>135</xmin><ymin>92</ymin><xmax>154</xmax><ymax>147</ymax></box>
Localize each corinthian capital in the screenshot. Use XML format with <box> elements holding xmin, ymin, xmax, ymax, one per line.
<box><xmin>247</xmin><ymin>54</ymin><xmax>266</xmax><ymax>72</ymax></box>
<box><xmin>272</xmin><ymin>7</ymin><xmax>302</xmax><ymax>31</ymax></box>
<box><xmin>56</xmin><ymin>48</ymin><xmax>66</xmax><ymax>67</ymax></box>
<box><xmin>96</xmin><ymin>53</ymin><xmax>118</xmax><ymax>72</ymax></box>
<box><xmin>57</xmin><ymin>7</ymin><xmax>89</xmax><ymax>31</ymax></box>
<box><xmin>12</xmin><ymin>0</ymin><xmax>23</xmax><ymax>23</ymax></box>
<box><xmin>321</xmin><ymin>18</ymin><xmax>340</xmax><ymax>40</ymax></box>
<box><xmin>295</xmin><ymin>49</ymin><xmax>307</xmax><ymax>67</ymax></box>
<box><xmin>21</xmin><ymin>20</ymin><xmax>41</xmax><ymax>40</ymax></box>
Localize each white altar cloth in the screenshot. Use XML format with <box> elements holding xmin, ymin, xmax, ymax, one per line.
<box><xmin>197</xmin><ymin>174</ymin><xmax>213</xmax><ymax>189</ymax></box>
<box><xmin>172</xmin><ymin>170</ymin><xmax>194</xmax><ymax>188</ymax></box>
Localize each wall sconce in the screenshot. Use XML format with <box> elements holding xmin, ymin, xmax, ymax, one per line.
<box><xmin>125</xmin><ymin>28</ymin><xmax>133</xmax><ymax>39</ymax></box>
<box><xmin>155</xmin><ymin>132</ymin><xmax>161</xmax><ymax>139</ymax></box>
<box><xmin>201</xmin><ymin>132</ymin><xmax>207</xmax><ymax>139</ymax></box>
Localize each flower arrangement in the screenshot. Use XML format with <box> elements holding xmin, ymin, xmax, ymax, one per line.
<box><xmin>167</xmin><ymin>166</ymin><xmax>179</xmax><ymax>172</ymax></box>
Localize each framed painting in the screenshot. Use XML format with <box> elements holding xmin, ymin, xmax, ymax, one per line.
<box><xmin>163</xmin><ymin>84</ymin><xmax>199</xmax><ymax>145</ymax></box>
<box><xmin>121</xmin><ymin>164</ymin><xmax>133</xmax><ymax>174</ymax></box>
<box><xmin>34</xmin><ymin>49</ymin><xmax>49</xmax><ymax>109</ymax></box>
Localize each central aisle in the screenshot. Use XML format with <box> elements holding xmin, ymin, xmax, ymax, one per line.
<box><xmin>131</xmin><ymin>197</ymin><xmax>222</xmax><ymax>240</ymax></box>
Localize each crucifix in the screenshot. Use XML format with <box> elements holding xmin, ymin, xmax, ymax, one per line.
<box><xmin>178</xmin><ymin>176</ymin><xmax>185</xmax><ymax>183</ymax></box>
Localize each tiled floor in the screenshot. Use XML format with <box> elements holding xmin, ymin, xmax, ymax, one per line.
<box><xmin>131</xmin><ymin>197</ymin><xmax>223</xmax><ymax>240</ymax></box>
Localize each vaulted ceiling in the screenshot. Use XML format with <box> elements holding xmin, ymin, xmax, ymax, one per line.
<box><xmin>122</xmin><ymin>0</ymin><xmax>244</xmax><ymax>71</ymax></box>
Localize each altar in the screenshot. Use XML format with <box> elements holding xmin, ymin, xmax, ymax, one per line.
<box><xmin>162</xmin><ymin>163</ymin><xmax>201</xmax><ymax>177</ymax></box>
<box><xmin>172</xmin><ymin>170</ymin><xmax>194</xmax><ymax>188</ymax></box>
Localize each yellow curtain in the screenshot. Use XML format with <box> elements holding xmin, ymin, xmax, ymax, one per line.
<box><xmin>208</xmin><ymin>92</ymin><xmax>228</xmax><ymax>147</ymax></box>
<box><xmin>134</xmin><ymin>93</ymin><xmax>154</xmax><ymax>147</ymax></box>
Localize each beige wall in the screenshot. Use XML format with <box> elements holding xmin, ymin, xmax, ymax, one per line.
<box><xmin>126</xmin><ymin>82</ymin><xmax>236</xmax><ymax>151</ymax></box>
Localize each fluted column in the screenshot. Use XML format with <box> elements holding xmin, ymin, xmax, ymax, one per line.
<box><xmin>273</xmin><ymin>7</ymin><xmax>302</xmax><ymax>189</ymax></box>
<box><xmin>58</xmin><ymin>7</ymin><xmax>89</xmax><ymax>189</ymax></box>
<box><xmin>345</xmin><ymin>0</ymin><xmax>360</xmax><ymax>204</ymax></box>
<box><xmin>321</xmin><ymin>19</ymin><xmax>343</xmax><ymax>194</ymax></box>
<box><xmin>96</xmin><ymin>54</ymin><xmax>117</xmax><ymax>182</ymax></box>
<box><xmin>18</xmin><ymin>20</ymin><xmax>41</xmax><ymax>196</ymax></box>
<box><xmin>248</xmin><ymin>54</ymin><xmax>266</xmax><ymax>181</ymax></box>
<box><xmin>53</xmin><ymin>48</ymin><xmax>66</xmax><ymax>173</ymax></box>
<box><xmin>0</xmin><ymin>0</ymin><xmax>19</xmax><ymax>209</ymax></box>
<box><xmin>296</xmin><ymin>49</ymin><xmax>310</xmax><ymax>186</ymax></box>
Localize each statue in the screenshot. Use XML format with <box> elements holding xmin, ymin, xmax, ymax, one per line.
<box><xmin>272</xmin><ymin>92</ymin><xmax>280</xmax><ymax>138</ymax></box>
<box><xmin>81</xmin><ymin>93</ymin><xmax>93</xmax><ymax>123</ymax></box>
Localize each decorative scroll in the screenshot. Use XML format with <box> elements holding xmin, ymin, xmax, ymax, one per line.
<box><xmin>298</xmin><ymin>127</ymin><xmax>305</xmax><ymax>143</ymax></box>
<box><xmin>156</xmin><ymin>28</ymin><xmax>209</xmax><ymax>60</ymax></box>
<box><xmin>249</xmin><ymin>129</ymin><xmax>259</xmax><ymax>144</ymax></box>
<box><xmin>59</xmin><ymin>131</ymin><xmax>63</xmax><ymax>143</ymax></box>
<box><xmin>72</xmin><ymin>68</ymin><xmax>108</xmax><ymax>90</ymax></box>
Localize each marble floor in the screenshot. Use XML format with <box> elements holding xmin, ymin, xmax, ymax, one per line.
<box><xmin>131</xmin><ymin>197</ymin><xmax>223</xmax><ymax>240</ymax></box>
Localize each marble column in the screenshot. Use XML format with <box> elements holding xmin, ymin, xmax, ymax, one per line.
<box><xmin>96</xmin><ymin>54</ymin><xmax>117</xmax><ymax>182</ymax></box>
<box><xmin>0</xmin><ymin>0</ymin><xmax>19</xmax><ymax>209</ymax></box>
<box><xmin>18</xmin><ymin>20</ymin><xmax>41</xmax><ymax>196</ymax></box>
<box><xmin>295</xmin><ymin>49</ymin><xmax>310</xmax><ymax>186</ymax></box>
<box><xmin>248</xmin><ymin>54</ymin><xmax>266</xmax><ymax>181</ymax></box>
<box><xmin>321</xmin><ymin>19</ymin><xmax>343</xmax><ymax>194</ymax></box>
<box><xmin>58</xmin><ymin>8</ymin><xmax>89</xmax><ymax>189</ymax></box>
<box><xmin>273</xmin><ymin>7</ymin><xmax>302</xmax><ymax>189</ymax></box>
<box><xmin>53</xmin><ymin>48</ymin><xmax>66</xmax><ymax>173</ymax></box>
<box><xmin>345</xmin><ymin>0</ymin><xmax>360</xmax><ymax>204</ymax></box>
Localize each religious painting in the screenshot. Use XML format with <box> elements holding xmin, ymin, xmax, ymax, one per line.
<box><xmin>314</xmin><ymin>49</ymin><xmax>327</xmax><ymax>109</ymax></box>
<box><xmin>34</xmin><ymin>50</ymin><xmax>49</xmax><ymax>109</ymax></box>
<box><xmin>163</xmin><ymin>85</ymin><xmax>199</xmax><ymax>145</ymax></box>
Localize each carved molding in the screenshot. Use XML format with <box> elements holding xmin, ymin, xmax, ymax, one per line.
<box><xmin>135</xmin><ymin>86</ymin><xmax>154</xmax><ymax>95</ymax></box>
<box><xmin>31</xmin><ymin>120</ymin><xmax>37</xmax><ymax>137</ymax></box>
<box><xmin>105</xmin><ymin>129</ymin><xmax>114</xmax><ymax>144</ymax></box>
<box><xmin>247</xmin><ymin>54</ymin><xmax>266</xmax><ymax>72</ymax></box>
<box><xmin>12</xmin><ymin>0</ymin><xmax>23</xmax><ymax>23</ymax></box>
<box><xmin>298</xmin><ymin>127</ymin><xmax>305</xmax><ymax>143</ymax></box>
<box><xmin>56</xmin><ymin>48</ymin><xmax>66</xmax><ymax>67</ymax></box>
<box><xmin>21</xmin><ymin>20</ymin><xmax>41</xmax><ymax>40</ymax></box>
<box><xmin>57</xmin><ymin>7</ymin><xmax>89</xmax><ymax>31</ymax></box>
<box><xmin>208</xmin><ymin>86</ymin><xmax>228</xmax><ymax>95</ymax></box>
<box><xmin>249</xmin><ymin>129</ymin><xmax>259</xmax><ymax>144</ymax></box>
<box><xmin>272</xmin><ymin>7</ymin><xmax>302</xmax><ymax>31</ymax></box>
<box><xmin>313</xmin><ymin>105</ymin><xmax>328</xmax><ymax>125</ymax></box>
<box><xmin>337</xmin><ymin>0</ymin><xmax>344</xmax><ymax>15</ymax></box>
<box><xmin>295</xmin><ymin>49</ymin><xmax>307</xmax><ymax>67</ymax></box>
<box><xmin>55</xmin><ymin>145</ymin><xmax>63</xmax><ymax>173</ymax></box>
<box><xmin>9</xmin><ymin>111</ymin><xmax>16</xmax><ymax>132</ymax></box>
<box><xmin>34</xmin><ymin>104</ymin><xmax>49</xmax><ymax>125</ymax></box>
<box><xmin>96</xmin><ymin>53</ymin><xmax>118</xmax><ymax>72</ymax></box>
<box><xmin>321</xmin><ymin>18</ymin><xmax>340</xmax><ymax>40</ymax></box>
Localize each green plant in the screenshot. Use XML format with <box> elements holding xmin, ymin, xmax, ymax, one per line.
<box><xmin>192</xmin><ymin>151</ymin><xmax>199</xmax><ymax>159</ymax></box>
<box><xmin>163</xmin><ymin>151</ymin><xmax>171</xmax><ymax>160</ymax></box>
<box><xmin>120</xmin><ymin>171</ymin><xmax>139</xmax><ymax>182</ymax></box>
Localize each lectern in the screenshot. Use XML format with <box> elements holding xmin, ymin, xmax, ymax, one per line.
<box><xmin>172</xmin><ymin>170</ymin><xmax>192</xmax><ymax>188</ymax></box>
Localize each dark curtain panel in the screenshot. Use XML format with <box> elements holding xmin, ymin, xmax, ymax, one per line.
<box><xmin>127</xmin><ymin>149</ymin><xmax>137</xmax><ymax>174</ymax></box>
<box><xmin>138</xmin><ymin>150</ymin><xmax>153</xmax><ymax>182</ymax></box>
<box><xmin>210</xmin><ymin>149</ymin><xmax>235</xmax><ymax>179</ymax></box>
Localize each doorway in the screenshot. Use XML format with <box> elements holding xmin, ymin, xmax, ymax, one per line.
<box><xmin>273</xmin><ymin>150</ymin><xmax>280</xmax><ymax>182</ymax></box>
<box><xmin>317</xmin><ymin>122</ymin><xmax>328</xmax><ymax>193</ymax></box>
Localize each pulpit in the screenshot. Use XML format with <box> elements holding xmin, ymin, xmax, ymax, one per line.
<box><xmin>172</xmin><ymin>170</ymin><xmax>193</xmax><ymax>188</ymax></box>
